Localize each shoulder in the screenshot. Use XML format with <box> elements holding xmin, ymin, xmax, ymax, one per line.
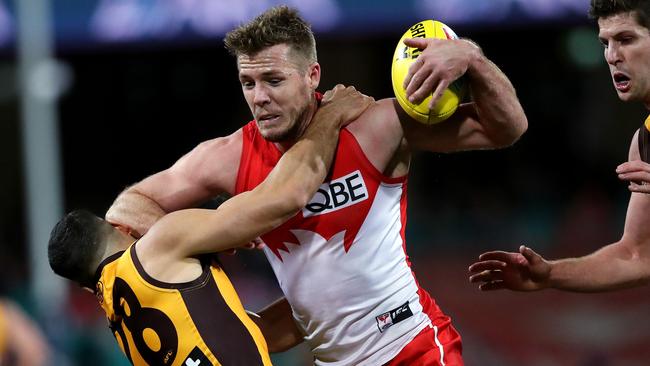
<box><xmin>134</xmin><ymin>212</ymin><xmax>203</xmax><ymax>279</ymax></box>
<box><xmin>170</xmin><ymin>129</ymin><xmax>244</xmax><ymax>193</ymax></box>
<box><xmin>186</xmin><ymin>129</ymin><xmax>244</xmax><ymax>162</ymax></box>
<box><xmin>344</xmin><ymin>98</ymin><xmax>406</xmax><ymax>169</ymax></box>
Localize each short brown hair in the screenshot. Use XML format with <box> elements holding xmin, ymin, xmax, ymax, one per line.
<box><xmin>590</xmin><ymin>0</ymin><xmax>650</xmax><ymax>30</ymax></box>
<box><xmin>224</xmin><ymin>6</ymin><xmax>317</xmax><ymax>64</ymax></box>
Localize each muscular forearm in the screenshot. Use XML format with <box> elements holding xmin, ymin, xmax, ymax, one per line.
<box><xmin>465</xmin><ymin>46</ymin><xmax>527</xmax><ymax>146</ymax></box>
<box><xmin>261</xmin><ymin>105</ymin><xmax>343</xmax><ymax>208</ymax></box>
<box><xmin>105</xmin><ymin>188</ymin><xmax>166</xmax><ymax>237</ymax></box>
<box><xmin>548</xmin><ymin>242</ymin><xmax>650</xmax><ymax>292</ymax></box>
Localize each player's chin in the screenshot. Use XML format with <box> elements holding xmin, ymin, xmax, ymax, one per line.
<box><xmin>259</xmin><ymin>127</ymin><xmax>291</xmax><ymax>142</ymax></box>
<box><xmin>257</xmin><ymin>121</ymin><xmax>283</xmax><ymax>138</ymax></box>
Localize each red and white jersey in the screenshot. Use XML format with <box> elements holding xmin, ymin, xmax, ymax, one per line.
<box><xmin>235</xmin><ymin>121</ymin><xmax>451</xmax><ymax>365</ymax></box>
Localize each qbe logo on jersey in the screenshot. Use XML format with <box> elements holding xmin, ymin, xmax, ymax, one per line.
<box><xmin>303</xmin><ymin>170</ymin><xmax>368</xmax><ymax>217</ymax></box>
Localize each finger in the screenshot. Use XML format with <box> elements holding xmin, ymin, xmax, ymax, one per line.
<box><xmin>407</xmin><ymin>70</ymin><xmax>440</xmax><ymax>105</ymax></box>
<box><xmin>629</xmin><ymin>183</ymin><xmax>650</xmax><ymax>193</ymax></box>
<box><xmin>404</xmin><ymin>58</ymin><xmax>426</xmax><ymax>93</ymax></box>
<box><xmin>479</xmin><ymin>280</ymin><xmax>506</xmax><ymax>291</ymax></box>
<box><xmin>617</xmin><ymin>160</ymin><xmax>650</xmax><ymax>173</ymax></box>
<box><xmin>470</xmin><ymin>269</ymin><xmax>503</xmax><ymax>282</ymax></box>
<box><xmin>407</xmin><ymin>72</ymin><xmax>438</xmax><ymax>104</ymax></box>
<box><xmin>468</xmin><ymin>260</ymin><xmax>506</xmax><ymax>273</ymax></box>
<box><xmin>428</xmin><ymin>79</ymin><xmax>450</xmax><ymax>109</ymax></box>
<box><xmin>403</xmin><ymin>37</ymin><xmax>428</xmax><ymax>49</ymax></box>
<box><xmin>322</xmin><ymin>84</ymin><xmax>345</xmax><ymax>103</ymax></box>
<box><xmin>519</xmin><ymin>245</ymin><xmax>541</xmax><ymax>264</ymax></box>
<box><xmin>478</xmin><ymin>251</ymin><xmax>515</xmax><ymax>261</ymax></box>
<box><xmin>618</xmin><ymin>171</ymin><xmax>650</xmax><ymax>183</ymax></box>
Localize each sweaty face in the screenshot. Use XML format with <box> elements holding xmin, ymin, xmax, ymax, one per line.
<box><xmin>238</xmin><ymin>44</ymin><xmax>319</xmax><ymax>142</ymax></box>
<box><xmin>598</xmin><ymin>12</ymin><xmax>650</xmax><ymax>106</ymax></box>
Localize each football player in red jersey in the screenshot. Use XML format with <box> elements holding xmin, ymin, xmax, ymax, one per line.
<box><xmin>106</xmin><ymin>6</ymin><xmax>527</xmax><ymax>365</ymax></box>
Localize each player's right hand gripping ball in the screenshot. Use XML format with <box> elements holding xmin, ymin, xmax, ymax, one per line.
<box><xmin>391</xmin><ymin>20</ymin><xmax>467</xmax><ymax>124</ymax></box>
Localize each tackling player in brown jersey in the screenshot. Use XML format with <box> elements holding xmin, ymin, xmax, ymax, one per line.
<box><xmin>48</xmin><ymin>86</ymin><xmax>373</xmax><ymax>366</ymax></box>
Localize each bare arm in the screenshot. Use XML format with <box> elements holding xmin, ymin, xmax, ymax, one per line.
<box><xmin>247</xmin><ymin>298</ymin><xmax>303</xmax><ymax>353</ymax></box>
<box><xmin>546</xmin><ymin>133</ymin><xmax>650</xmax><ymax>291</ymax></box>
<box><xmin>401</xmin><ymin>38</ymin><xmax>528</xmax><ymax>152</ymax></box>
<box><xmin>469</xmin><ymin>134</ymin><xmax>650</xmax><ymax>292</ymax></box>
<box><xmin>105</xmin><ymin>129</ymin><xmax>243</xmax><ymax>236</ymax></box>
<box><xmin>1</xmin><ymin>300</ymin><xmax>50</xmax><ymax>366</ymax></box>
<box><xmin>617</xmin><ymin>128</ymin><xmax>650</xmax><ymax>194</ymax></box>
<box><xmin>147</xmin><ymin>86</ymin><xmax>373</xmax><ymax>256</ymax></box>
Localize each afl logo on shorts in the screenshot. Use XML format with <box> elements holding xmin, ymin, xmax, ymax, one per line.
<box><xmin>302</xmin><ymin>170</ymin><xmax>368</xmax><ymax>217</ymax></box>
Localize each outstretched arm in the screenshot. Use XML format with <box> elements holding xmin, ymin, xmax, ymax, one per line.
<box><xmin>149</xmin><ymin>86</ymin><xmax>374</xmax><ymax>256</ymax></box>
<box><xmin>469</xmin><ymin>135</ymin><xmax>650</xmax><ymax>292</ymax></box>
<box><xmin>400</xmin><ymin>37</ymin><xmax>527</xmax><ymax>153</ymax></box>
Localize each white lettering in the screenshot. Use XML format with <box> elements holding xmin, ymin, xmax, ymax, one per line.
<box><xmin>303</xmin><ymin>170</ymin><xmax>368</xmax><ymax>218</ymax></box>
<box><xmin>185</xmin><ymin>358</ymin><xmax>200</xmax><ymax>366</ymax></box>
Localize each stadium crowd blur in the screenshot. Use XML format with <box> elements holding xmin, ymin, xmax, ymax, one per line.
<box><xmin>1</xmin><ymin>1</ymin><xmax>649</xmax><ymax>365</ymax></box>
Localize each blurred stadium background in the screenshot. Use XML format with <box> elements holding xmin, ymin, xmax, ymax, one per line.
<box><xmin>1</xmin><ymin>0</ymin><xmax>649</xmax><ymax>365</ymax></box>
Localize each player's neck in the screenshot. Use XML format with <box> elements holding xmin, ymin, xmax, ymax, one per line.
<box><xmin>100</xmin><ymin>231</ymin><xmax>137</xmax><ymax>262</ymax></box>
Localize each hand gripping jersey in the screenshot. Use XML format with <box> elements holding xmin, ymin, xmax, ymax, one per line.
<box><xmin>236</xmin><ymin>121</ymin><xmax>454</xmax><ymax>365</ymax></box>
<box><xmin>94</xmin><ymin>243</ymin><xmax>272</xmax><ymax>366</ymax></box>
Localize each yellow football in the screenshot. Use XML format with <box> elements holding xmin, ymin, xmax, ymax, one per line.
<box><xmin>391</xmin><ymin>20</ymin><xmax>467</xmax><ymax>124</ymax></box>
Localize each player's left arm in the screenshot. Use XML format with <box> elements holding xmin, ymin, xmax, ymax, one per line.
<box><xmin>470</xmin><ymin>135</ymin><xmax>650</xmax><ymax>292</ymax></box>
<box><xmin>247</xmin><ymin>298</ymin><xmax>303</xmax><ymax>353</ymax></box>
<box><xmin>401</xmin><ymin>38</ymin><xmax>528</xmax><ymax>153</ymax></box>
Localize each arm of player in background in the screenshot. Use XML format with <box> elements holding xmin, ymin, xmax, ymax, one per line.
<box><xmin>468</xmin><ymin>134</ymin><xmax>650</xmax><ymax>292</ymax></box>
<box><xmin>247</xmin><ymin>298</ymin><xmax>304</xmax><ymax>352</ymax></box>
<box><xmin>0</xmin><ymin>299</ymin><xmax>51</xmax><ymax>366</ymax></box>
<box><xmin>105</xmin><ymin>128</ymin><xmax>244</xmax><ymax>237</ymax></box>
<box><xmin>399</xmin><ymin>37</ymin><xmax>528</xmax><ymax>153</ymax></box>
<box><xmin>147</xmin><ymin>86</ymin><xmax>373</xmax><ymax>257</ymax></box>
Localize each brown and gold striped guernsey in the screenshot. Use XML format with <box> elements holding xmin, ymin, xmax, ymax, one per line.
<box><xmin>94</xmin><ymin>243</ymin><xmax>272</xmax><ymax>366</ymax></box>
<box><xmin>639</xmin><ymin>115</ymin><xmax>650</xmax><ymax>163</ymax></box>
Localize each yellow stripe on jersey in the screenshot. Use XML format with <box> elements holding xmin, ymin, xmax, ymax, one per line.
<box><xmin>95</xmin><ymin>243</ymin><xmax>272</xmax><ymax>366</ymax></box>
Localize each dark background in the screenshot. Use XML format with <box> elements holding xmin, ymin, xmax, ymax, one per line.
<box><xmin>1</xmin><ymin>2</ymin><xmax>649</xmax><ymax>365</ymax></box>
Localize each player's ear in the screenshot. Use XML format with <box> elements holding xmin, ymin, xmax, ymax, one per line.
<box><xmin>308</xmin><ymin>62</ymin><xmax>321</xmax><ymax>90</ymax></box>
<box><xmin>110</xmin><ymin>223</ymin><xmax>140</xmax><ymax>238</ymax></box>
